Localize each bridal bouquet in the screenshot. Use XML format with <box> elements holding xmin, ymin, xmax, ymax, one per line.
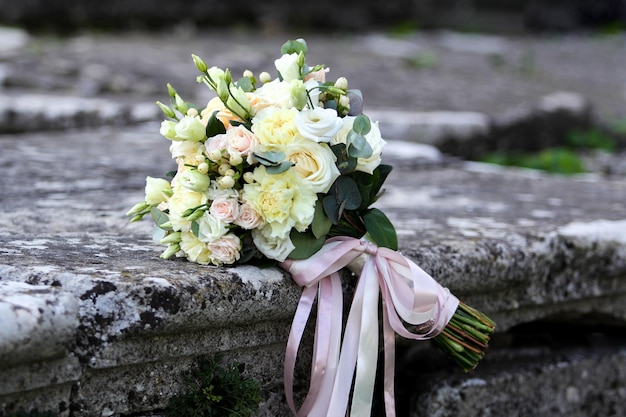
<box><xmin>128</xmin><ymin>39</ymin><xmax>495</xmax><ymax>417</ymax></box>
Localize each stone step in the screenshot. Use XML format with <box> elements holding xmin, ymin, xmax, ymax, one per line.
<box><xmin>1</xmin><ymin>125</ymin><xmax>626</xmax><ymax>416</ymax></box>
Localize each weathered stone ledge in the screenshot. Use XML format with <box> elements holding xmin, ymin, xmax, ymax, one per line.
<box><xmin>1</xmin><ymin>124</ymin><xmax>626</xmax><ymax>416</ymax></box>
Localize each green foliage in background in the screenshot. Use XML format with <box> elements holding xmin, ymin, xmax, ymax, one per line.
<box><xmin>167</xmin><ymin>358</ymin><xmax>261</xmax><ymax>417</ymax></box>
<box><xmin>483</xmin><ymin>126</ymin><xmax>620</xmax><ymax>174</ymax></box>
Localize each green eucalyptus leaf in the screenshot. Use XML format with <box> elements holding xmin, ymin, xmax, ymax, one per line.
<box><xmin>335</xmin><ymin>176</ymin><xmax>362</xmax><ymax>210</ymax></box>
<box><xmin>288</xmin><ymin>230</ymin><xmax>325</xmax><ymax>259</ymax></box>
<box><xmin>369</xmin><ymin>164</ymin><xmax>393</xmax><ymax>202</ymax></box>
<box><xmin>152</xmin><ymin>224</ymin><xmax>167</xmax><ymax>242</ymax></box>
<box><xmin>352</xmin><ymin>114</ymin><xmax>371</xmax><ymax>135</ymax></box>
<box><xmin>151</xmin><ymin>208</ymin><xmax>171</xmax><ymax>229</ymax></box>
<box><xmin>337</xmin><ymin>157</ymin><xmax>358</xmax><ymax>174</ymax></box>
<box><xmin>237</xmin><ymin>77</ymin><xmax>254</xmax><ymax>92</ymax></box>
<box><xmin>206</xmin><ymin>110</ymin><xmax>227</xmax><ymax>137</ymax></box>
<box><xmin>322</xmin><ymin>194</ymin><xmax>340</xmax><ymax>224</ymax></box>
<box><xmin>363</xmin><ymin>208</ymin><xmax>398</xmax><ymax>250</ymax></box>
<box><xmin>253</xmin><ymin>151</ymin><xmax>286</xmax><ymax>166</ymax></box>
<box><xmin>312</xmin><ymin>198</ymin><xmax>332</xmax><ymax>239</ymax></box>
<box><xmin>281</xmin><ymin>39</ymin><xmax>308</xmax><ymax>56</ymax></box>
<box><xmin>347</xmin><ymin>131</ymin><xmax>373</xmax><ymax>158</ymax></box>
<box><xmin>265</xmin><ymin>160</ymin><xmax>294</xmax><ymax>175</ymax></box>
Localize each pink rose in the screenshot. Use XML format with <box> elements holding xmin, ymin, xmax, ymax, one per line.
<box><xmin>234</xmin><ymin>203</ymin><xmax>264</xmax><ymax>230</ymax></box>
<box><xmin>304</xmin><ymin>67</ymin><xmax>329</xmax><ymax>83</ymax></box>
<box><xmin>209</xmin><ymin>197</ymin><xmax>240</xmax><ymax>223</ymax></box>
<box><xmin>208</xmin><ymin>233</ymin><xmax>241</xmax><ymax>265</ymax></box>
<box><xmin>205</xmin><ymin>134</ymin><xmax>228</xmax><ymax>159</ymax></box>
<box><xmin>225</xmin><ymin>125</ymin><xmax>259</xmax><ymax>157</ymax></box>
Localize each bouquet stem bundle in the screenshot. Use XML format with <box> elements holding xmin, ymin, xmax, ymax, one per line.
<box><xmin>433</xmin><ymin>301</ymin><xmax>496</xmax><ymax>372</ymax></box>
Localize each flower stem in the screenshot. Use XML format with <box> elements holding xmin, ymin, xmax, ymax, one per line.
<box><xmin>432</xmin><ymin>301</ymin><xmax>496</xmax><ymax>372</ymax></box>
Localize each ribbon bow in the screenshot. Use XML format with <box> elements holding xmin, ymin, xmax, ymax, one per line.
<box><xmin>281</xmin><ymin>236</ymin><xmax>459</xmax><ymax>417</ymax></box>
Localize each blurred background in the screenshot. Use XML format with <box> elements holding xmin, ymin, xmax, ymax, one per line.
<box><xmin>1</xmin><ymin>0</ymin><xmax>625</xmax><ymax>172</ymax></box>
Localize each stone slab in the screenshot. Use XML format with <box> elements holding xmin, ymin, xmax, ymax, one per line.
<box><xmin>1</xmin><ymin>124</ymin><xmax>626</xmax><ymax>415</ymax></box>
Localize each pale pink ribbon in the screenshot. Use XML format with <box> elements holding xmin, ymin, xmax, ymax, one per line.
<box><xmin>281</xmin><ymin>236</ymin><xmax>459</xmax><ymax>417</ymax></box>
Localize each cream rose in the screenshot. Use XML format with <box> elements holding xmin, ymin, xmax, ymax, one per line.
<box><xmin>285</xmin><ymin>138</ymin><xmax>340</xmax><ymax>194</ymax></box>
<box><xmin>252</xmin><ymin>227</ymin><xmax>296</xmax><ymax>262</ymax></box>
<box><xmin>294</xmin><ymin>107</ymin><xmax>343</xmax><ymax>143</ymax></box>
<box><xmin>144</xmin><ymin>177</ymin><xmax>172</xmax><ymax>205</ymax></box>
<box><xmin>251</xmin><ymin>107</ymin><xmax>299</xmax><ymax>148</ymax></box>
<box><xmin>333</xmin><ymin>116</ymin><xmax>386</xmax><ymax>174</ymax></box>
<box><xmin>209</xmin><ymin>197</ymin><xmax>240</xmax><ymax>223</ymax></box>
<box><xmin>234</xmin><ymin>203</ymin><xmax>264</xmax><ymax>230</ymax></box>
<box><xmin>180</xmin><ymin>231</ymin><xmax>212</xmax><ymax>265</ymax></box>
<box><xmin>275</xmin><ymin>53</ymin><xmax>301</xmax><ymax>82</ymax></box>
<box><xmin>174</xmin><ymin>116</ymin><xmax>207</xmax><ymax>142</ymax></box>
<box><xmin>253</xmin><ymin>79</ymin><xmax>293</xmax><ymax>109</ymax></box>
<box><xmin>242</xmin><ymin>166</ymin><xmax>316</xmax><ymax>239</ymax></box>
<box><xmin>207</xmin><ymin>233</ymin><xmax>241</xmax><ymax>265</ymax></box>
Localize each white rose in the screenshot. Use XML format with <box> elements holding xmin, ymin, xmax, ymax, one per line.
<box><xmin>180</xmin><ymin>231</ymin><xmax>212</xmax><ymax>264</ymax></box>
<box><xmin>209</xmin><ymin>197</ymin><xmax>240</xmax><ymax>223</ymax></box>
<box><xmin>252</xmin><ymin>227</ymin><xmax>296</xmax><ymax>262</ymax></box>
<box><xmin>285</xmin><ymin>138</ymin><xmax>340</xmax><ymax>194</ymax></box>
<box><xmin>275</xmin><ymin>53</ymin><xmax>301</xmax><ymax>82</ymax></box>
<box><xmin>294</xmin><ymin>107</ymin><xmax>343</xmax><ymax>143</ymax></box>
<box><xmin>333</xmin><ymin>116</ymin><xmax>386</xmax><ymax>174</ymax></box>
<box><xmin>208</xmin><ymin>233</ymin><xmax>241</xmax><ymax>265</ymax></box>
<box><xmin>144</xmin><ymin>177</ymin><xmax>171</xmax><ymax>205</ymax></box>
<box><xmin>234</xmin><ymin>203</ymin><xmax>264</xmax><ymax>230</ymax></box>
<box><xmin>196</xmin><ymin>213</ymin><xmax>228</xmax><ymax>242</ymax></box>
<box><xmin>178</xmin><ymin>170</ymin><xmax>211</xmax><ymax>192</ymax></box>
<box><xmin>174</xmin><ymin>116</ymin><xmax>207</xmax><ymax>142</ymax></box>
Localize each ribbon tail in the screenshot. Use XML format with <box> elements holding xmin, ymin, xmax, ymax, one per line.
<box><xmin>382</xmin><ymin>298</ymin><xmax>397</xmax><ymax>417</ymax></box>
<box><xmin>350</xmin><ymin>260</ymin><xmax>381</xmax><ymax>417</ymax></box>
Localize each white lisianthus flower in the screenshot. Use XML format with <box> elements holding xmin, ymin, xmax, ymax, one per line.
<box><xmin>170</xmin><ymin>140</ymin><xmax>204</xmax><ymax>160</ymax></box>
<box><xmin>275</xmin><ymin>53</ymin><xmax>301</xmax><ymax>82</ymax></box>
<box><xmin>180</xmin><ymin>231</ymin><xmax>212</xmax><ymax>265</ymax></box>
<box><xmin>206</xmin><ymin>180</ymin><xmax>239</xmax><ymax>201</ymax></box>
<box><xmin>196</xmin><ymin>212</ymin><xmax>228</xmax><ymax>243</ymax></box>
<box><xmin>178</xmin><ymin>170</ymin><xmax>211</xmax><ymax>192</ymax></box>
<box><xmin>285</xmin><ymin>138</ymin><xmax>340</xmax><ymax>194</ymax></box>
<box><xmin>252</xmin><ymin>227</ymin><xmax>296</xmax><ymax>262</ymax></box>
<box><xmin>252</xmin><ymin>107</ymin><xmax>299</xmax><ymax>148</ymax></box>
<box><xmin>234</xmin><ymin>203</ymin><xmax>264</xmax><ymax>230</ymax></box>
<box><xmin>174</xmin><ymin>116</ymin><xmax>207</xmax><ymax>142</ymax></box>
<box><xmin>333</xmin><ymin>116</ymin><xmax>387</xmax><ymax>174</ymax></box>
<box><xmin>294</xmin><ymin>107</ymin><xmax>343</xmax><ymax>143</ymax></box>
<box><xmin>209</xmin><ymin>197</ymin><xmax>240</xmax><ymax>223</ymax></box>
<box><xmin>242</xmin><ymin>166</ymin><xmax>316</xmax><ymax>240</ymax></box>
<box><xmin>208</xmin><ymin>233</ymin><xmax>241</xmax><ymax>265</ymax></box>
<box><xmin>168</xmin><ymin>187</ymin><xmax>207</xmax><ymax>232</ymax></box>
<box><xmin>253</xmin><ymin>79</ymin><xmax>293</xmax><ymax>109</ymax></box>
<box><xmin>160</xmin><ymin>120</ymin><xmax>178</xmax><ymax>140</ymax></box>
<box><xmin>144</xmin><ymin>177</ymin><xmax>172</xmax><ymax>205</ymax></box>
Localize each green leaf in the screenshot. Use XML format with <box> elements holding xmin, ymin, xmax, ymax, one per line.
<box><xmin>151</xmin><ymin>208</ymin><xmax>171</xmax><ymax>229</ymax></box>
<box><xmin>206</xmin><ymin>111</ymin><xmax>226</xmax><ymax>137</ymax></box>
<box><xmin>265</xmin><ymin>160</ymin><xmax>294</xmax><ymax>174</ymax></box>
<box><xmin>288</xmin><ymin>229</ymin><xmax>325</xmax><ymax>259</ymax></box>
<box><xmin>253</xmin><ymin>151</ymin><xmax>286</xmax><ymax>166</ymax></box>
<box><xmin>347</xmin><ymin>131</ymin><xmax>373</xmax><ymax>158</ymax></box>
<box><xmin>334</xmin><ymin>176</ymin><xmax>362</xmax><ymax>210</ymax></box>
<box><xmin>363</xmin><ymin>209</ymin><xmax>398</xmax><ymax>250</ymax></box>
<box><xmin>191</xmin><ymin>221</ymin><xmax>200</xmax><ymax>237</ymax></box>
<box><xmin>352</xmin><ymin>114</ymin><xmax>371</xmax><ymax>135</ymax></box>
<box><xmin>323</xmin><ymin>194</ymin><xmax>340</xmax><ymax>224</ymax></box>
<box><xmin>311</xmin><ymin>198</ymin><xmax>332</xmax><ymax>239</ymax></box>
<box><xmin>236</xmin><ymin>76</ymin><xmax>254</xmax><ymax>93</ymax></box>
<box><xmin>281</xmin><ymin>39</ymin><xmax>308</xmax><ymax>56</ymax></box>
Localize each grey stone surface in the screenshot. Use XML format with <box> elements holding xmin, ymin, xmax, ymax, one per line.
<box><xmin>1</xmin><ymin>25</ymin><xmax>626</xmax><ymax>417</ymax></box>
